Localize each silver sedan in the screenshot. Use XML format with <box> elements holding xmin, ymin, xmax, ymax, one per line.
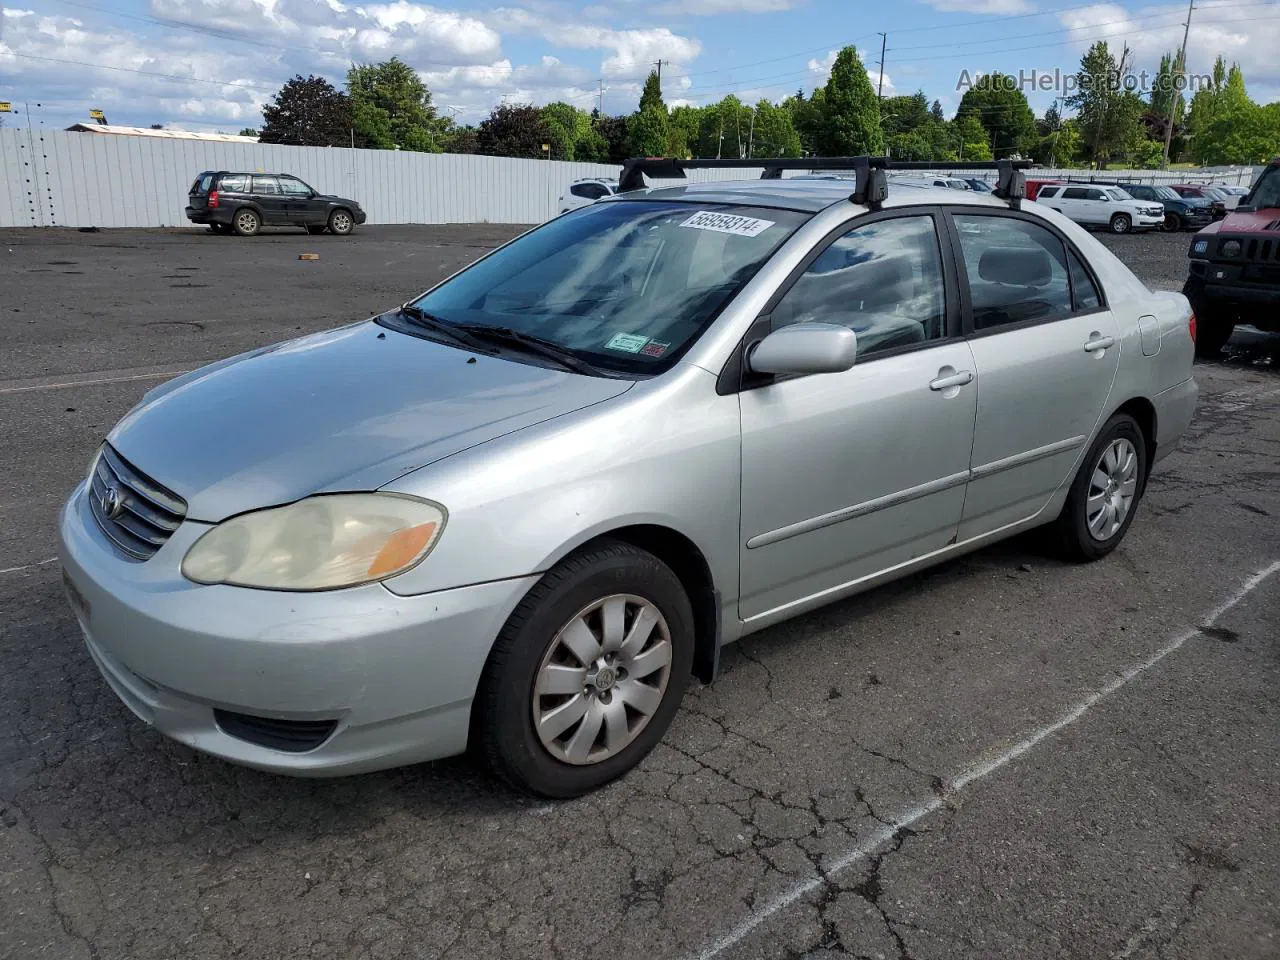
<box><xmin>59</xmin><ymin>173</ymin><xmax>1198</xmax><ymax>796</ymax></box>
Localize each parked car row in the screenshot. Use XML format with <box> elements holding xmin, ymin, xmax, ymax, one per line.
<box><xmin>1025</xmin><ymin>179</ymin><xmax>1254</xmax><ymax>234</ymax></box>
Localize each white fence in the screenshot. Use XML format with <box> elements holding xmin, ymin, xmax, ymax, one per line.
<box><xmin>0</xmin><ymin>128</ymin><xmax>1263</xmax><ymax>229</ymax></box>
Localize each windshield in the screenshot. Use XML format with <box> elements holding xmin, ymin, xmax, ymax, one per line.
<box><xmin>1202</xmin><ymin>187</ymin><xmax>1226</xmax><ymax>200</ymax></box>
<box><xmin>407</xmin><ymin>200</ymin><xmax>806</xmax><ymax>373</ymax></box>
<box><xmin>1105</xmin><ymin>188</ymin><xmax>1130</xmax><ymax>201</ymax></box>
<box><xmin>1153</xmin><ymin>186</ymin><xmax>1180</xmax><ymax>200</ymax></box>
<box><xmin>1250</xmin><ymin>169</ymin><xmax>1280</xmax><ymax>209</ymax></box>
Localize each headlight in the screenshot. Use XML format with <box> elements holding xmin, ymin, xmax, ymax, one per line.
<box><xmin>182</xmin><ymin>493</ymin><xmax>446</xmax><ymax>590</ymax></box>
<box><xmin>1221</xmin><ymin>240</ymin><xmax>1241</xmax><ymax>258</ymax></box>
<box><xmin>1192</xmin><ymin>239</ymin><xmax>1209</xmax><ymax>255</ymax></box>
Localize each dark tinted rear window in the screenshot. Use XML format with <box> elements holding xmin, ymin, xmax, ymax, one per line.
<box><xmin>190</xmin><ymin>174</ymin><xmax>213</xmax><ymax>195</ymax></box>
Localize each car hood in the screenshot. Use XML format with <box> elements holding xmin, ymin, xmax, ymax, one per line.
<box><xmin>1179</xmin><ymin>196</ymin><xmax>1212</xmax><ymax>210</ymax></box>
<box><xmin>317</xmin><ymin>194</ymin><xmax>360</xmax><ymax>207</ymax></box>
<box><xmin>108</xmin><ymin>322</ymin><xmax>634</xmax><ymax>521</ymax></box>
<box><xmin>1218</xmin><ymin>207</ymin><xmax>1280</xmax><ymax>233</ymax></box>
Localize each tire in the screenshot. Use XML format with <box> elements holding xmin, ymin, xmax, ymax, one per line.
<box><xmin>305</xmin><ymin>225</ymin><xmax>326</xmax><ymax>235</ymax></box>
<box><xmin>1109</xmin><ymin>213</ymin><xmax>1132</xmax><ymax>234</ymax></box>
<box><xmin>1162</xmin><ymin>212</ymin><xmax>1181</xmax><ymax>232</ymax></box>
<box><xmin>1194</xmin><ymin>314</ymin><xmax>1235</xmax><ymax>357</ymax></box>
<box><xmin>327</xmin><ymin>208</ymin><xmax>355</xmax><ymax>235</ymax></box>
<box><xmin>232</xmin><ymin>208</ymin><xmax>261</xmax><ymax>237</ymax></box>
<box><xmin>475</xmin><ymin>540</ymin><xmax>695</xmax><ymax>798</ymax></box>
<box><xmin>1053</xmin><ymin>414</ymin><xmax>1147</xmax><ymax>562</ymax></box>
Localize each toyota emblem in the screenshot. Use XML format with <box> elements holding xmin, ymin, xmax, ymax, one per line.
<box><xmin>100</xmin><ymin>484</ymin><xmax>124</xmax><ymax>520</ymax></box>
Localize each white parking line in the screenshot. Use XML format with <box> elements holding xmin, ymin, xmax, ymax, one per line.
<box><xmin>692</xmin><ymin>559</ymin><xmax>1280</xmax><ymax>960</ymax></box>
<box><xmin>0</xmin><ymin>557</ymin><xmax>57</xmax><ymax>576</ymax></box>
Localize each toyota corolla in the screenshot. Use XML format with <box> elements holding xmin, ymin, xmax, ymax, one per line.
<box><xmin>59</xmin><ymin>159</ymin><xmax>1198</xmax><ymax>797</ymax></box>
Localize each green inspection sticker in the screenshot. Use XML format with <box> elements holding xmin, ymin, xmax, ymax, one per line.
<box><xmin>606</xmin><ymin>332</ymin><xmax>650</xmax><ymax>353</ymax></box>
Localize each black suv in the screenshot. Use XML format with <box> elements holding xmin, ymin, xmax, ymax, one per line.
<box><xmin>186</xmin><ymin>171</ymin><xmax>366</xmax><ymax>237</ymax></box>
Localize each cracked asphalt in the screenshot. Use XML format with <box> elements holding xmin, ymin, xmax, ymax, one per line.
<box><xmin>2</xmin><ymin>225</ymin><xmax>1278</xmax><ymax>960</ymax></box>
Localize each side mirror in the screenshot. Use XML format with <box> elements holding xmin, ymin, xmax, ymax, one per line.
<box><xmin>748</xmin><ymin>322</ymin><xmax>858</xmax><ymax>377</ymax></box>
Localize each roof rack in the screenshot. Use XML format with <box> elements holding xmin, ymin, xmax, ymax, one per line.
<box><xmin>617</xmin><ymin>157</ymin><xmax>1032</xmax><ymax>210</ymax></box>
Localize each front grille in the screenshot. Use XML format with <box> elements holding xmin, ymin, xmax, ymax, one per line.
<box><xmin>213</xmin><ymin>709</ymin><xmax>339</xmax><ymax>753</ymax></box>
<box><xmin>87</xmin><ymin>445</ymin><xmax>186</xmax><ymax>561</ymax></box>
<box><xmin>1243</xmin><ymin>237</ymin><xmax>1280</xmax><ymax>263</ymax></box>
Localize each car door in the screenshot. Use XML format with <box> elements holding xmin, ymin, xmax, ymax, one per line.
<box><xmin>249</xmin><ymin>175</ymin><xmax>287</xmax><ymax>224</ymax></box>
<box><xmin>737</xmin><ymin>211</ymin><xmax>977</xmax><ymax>622</ymax></box>
<box><xmin>949</xmin><ymin>210</ymin><xmax>1119</xmax><ymax>540</ymax></box>
<box><xmin>277</xmin><ymin>176</ymin><xmax>318</xmax><ymax>224</ymax></box>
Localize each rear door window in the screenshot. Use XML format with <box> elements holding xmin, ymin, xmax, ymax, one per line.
<box><xmin>251</xmin><ymin>176</ymin><xmax>280</xmax><ymax>195</ymax></box>
<box><xmin>952</xmin><ymin>214</ymin><xmax>1073</xmax><ymax>331</ymax></box>
<box><xmin>1062</xmin><ymin>187</ymin><xmax>1089</xmax><ymax>200</ymax></box>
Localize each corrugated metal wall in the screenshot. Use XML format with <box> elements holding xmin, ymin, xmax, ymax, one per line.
<box><xmin>0</xmin><ymin>129</ymin><xmax>1263</xmax><ymax>229</ymax></box>
<box><xmin>0</xmin><ymin>130</ymin><xmax>631</xmax><ymax>228</ymax></box>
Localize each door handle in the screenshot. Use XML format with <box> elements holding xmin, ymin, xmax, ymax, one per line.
<box><xmin>1083</xmin><ymin>335</ymin><xmax>1115</xmax><ymax>353</ymax></box>
<box><xmin>929</xmin><ymin>370</ymin><xmax>974</xmax><ymax>391</ymax></box>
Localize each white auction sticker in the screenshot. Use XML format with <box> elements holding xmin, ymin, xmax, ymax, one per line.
<box><xmin>680</xmin><ymin>210</ymin><xmax>776</xmax><ymax>237</ymax></box>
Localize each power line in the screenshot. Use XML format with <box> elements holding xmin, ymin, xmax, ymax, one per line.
<box><xmin>11</xmin><ymin>52</ymin><xmax>270</xmax><ymax>90</ymax></box>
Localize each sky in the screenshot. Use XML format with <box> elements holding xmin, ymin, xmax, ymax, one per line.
<box><xmin>1</xmin><ymin>0</ymin><xmax>1278</xmax><ymax>133</ymax></box>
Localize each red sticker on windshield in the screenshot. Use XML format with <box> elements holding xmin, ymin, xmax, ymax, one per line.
<box><xmin>640</xmin><ymin>341</ymin><xmax>669</xmax><ymax>358</ymax></box>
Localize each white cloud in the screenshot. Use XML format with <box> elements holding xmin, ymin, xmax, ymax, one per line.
<box><xmin>925</xmin><ymin>0</ymin><xmax>1033</xmax><ymax>12</ymax></box>
<box><xmin>653</xmin><ymin>0</ymin><xmax>792</xmax><ymax>13</ymax></box>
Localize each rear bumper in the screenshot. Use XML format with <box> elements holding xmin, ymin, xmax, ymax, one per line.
<box><xmin>185</xmin><ymin>206</ymin><xmax>231</xmax><ymax>225</ymax></box>
<box><xmin>1152</xmin><ymin>377</ymin><xmax>1198</xmax><ymax>464</ymax></box>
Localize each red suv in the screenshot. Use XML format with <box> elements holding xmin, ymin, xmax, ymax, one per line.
<box><xmin>1183</xmin><ymin>159</ymin><xmax>1280</xmax><ymax>355</ymax></box>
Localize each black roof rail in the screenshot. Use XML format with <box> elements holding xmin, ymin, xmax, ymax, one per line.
<box><xmin>617</xmin><ymin>156</ymin><xmax>1031</xmax><ymax>210</ymax></box>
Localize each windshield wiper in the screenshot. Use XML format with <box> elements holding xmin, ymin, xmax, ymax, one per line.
<box><xmin>454</xmin><ymin>324</ymin><xmax>603</xmax><ymax>375</ymax></box>
<box><xmin>396</xmin><ymin>304</ymin><xmax>490</xmax><ymax>352</ymax></box>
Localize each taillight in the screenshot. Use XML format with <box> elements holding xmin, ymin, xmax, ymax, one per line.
<box><xmin>1188</xmin><ymin>312</ymin><xmax>1197</xmax><ymax>344</ymax></box>
<box><xmin>208</xmin><ymin>190</ymin><xmax>219</xmax><ymax>208</ymax></box>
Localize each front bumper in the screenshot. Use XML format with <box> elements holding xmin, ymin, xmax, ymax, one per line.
<box><xmin>58</xmin><ymin>485</ymin><xmax>537</xmax><ymax>776</ymax></box>
<box><xmin>1184</xmin><ymin>267</ymin><xmax>1280</xmax><ymax>325</ymax></box>
<box><xmin>354</xmin><ymin>209</ymin><xmax>368</xmax><ymax>225</ymax></box>
<box><xmin>1134</xmin><ymin>213</ymin><xmax>1165</xmax><ymax>230</ymax></box>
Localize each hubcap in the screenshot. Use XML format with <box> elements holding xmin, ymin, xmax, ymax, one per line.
<box><xmin>1087</xmin><ymin>438</ymin><xmax>1138</xmax><ymax>541</ymax></box>
<box><xmin>238</xmin><ymin>212</ymin><xmax>256</xmax><ymax>232</ymax></box>
<box><xmin>532</xmin><ymin>594</ymin><xmax>672</xmax><ymax>766</ymax></box>
<box><xmin>334</xmin><ymin>213</ymin><xmax>351</xmax><ymax>231</ymax></box>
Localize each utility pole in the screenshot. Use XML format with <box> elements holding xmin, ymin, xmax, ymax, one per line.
<box><xmin>876</xmin><ymin>33</ymin><xmax>888</xmax><ymax>100</ymax></box>
<box><xmin>747</xmin><ymin>106</ymin><xmax>755</xmax><ymax>159</ymax></box>
<box><xmin>1161</xmin><ymin>0</ymin><xmax>1194</xmax><ymax>168</ymax></box>
<box><xmin>653</xmin><ymin>59</ymin><xmax>669</xmax><ymax>86</ymax></box>
<box><xmin>598</xmin><ymin>79</ymin><xmax>605</xmax><ymax>115</ymax></box>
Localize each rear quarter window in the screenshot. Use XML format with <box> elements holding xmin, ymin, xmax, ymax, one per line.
<box><xmin>218</xmin><ymin>175</ymin><xmax>249</xmax><ymax>193</ymax></box>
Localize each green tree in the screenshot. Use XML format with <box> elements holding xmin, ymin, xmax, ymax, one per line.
<box><xmin>750</xmin><ymin>99</ymin><xmax>801</xmax><ymax>158</ymax></box>
<box><xmin>238</xmin><ymin>127</ymin><xmax>259</xmax><ymax>137</ymax></box>
<box><xmin>930</xmin><ymin>99</ymin><xmax>945</xmax><ymax>123</ymax></box>
<box><xmin>783</xmin><ymin>88</ymin><xmax>825</xmax><ymax>156</ymax></box>
<box><xmin>1065</xmin><ymin>42</ymin><xmax>1144</xmax><ymax>168</ymax></box>
<box><xmin>954</xmin><ymin>114</ymin><xmax>993</xmax><ymax>160</ymax></box>
<box><xmin>476</xmin><ymin>103</ymin><xmax>546</xmax><ymax>158</ymax></box>
<box><xmin>670</xmin><ymin>105</ymin><xmax>702</xmax><ymax>158</ymax></box>
<box><xmin>595</xmin><ymin>113</ymin><xmax>631</xmax><ymax>163</ymax></box>
<box><xmin>639</xmin><ymin>71</ymin><xmax>665</xmax><ymax>113</ymax></box>
<box><xmin>1188</xmin><ymin>63</ymin><xmax>1276</xmax><ymax>165</ymax></box>
<box><xmin>955</xmin><ymin>72</ymin><xmax>1037</xmax><ymax>158</ymax></box>
<box><xmin>259</xmin><ymin>75</ymin><xmax>353</xmax><ymax>147</ymax></box>
<box><xmin>346</xmin><ymin>57</ymin><xmax>444</xmax><ymax>151</ymax></box>
<box><xmin>814</xmin><ymin>46</ymin><xmax>883</xmax><ymax>156</ymax></box>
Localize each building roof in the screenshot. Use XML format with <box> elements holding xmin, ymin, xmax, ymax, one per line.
<box><xmin>64</xmin><ymin>124</ymin><xmax>259</xmax><ymax>143</ymax></box>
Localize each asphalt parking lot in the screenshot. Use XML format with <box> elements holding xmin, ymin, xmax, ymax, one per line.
<box><xmin>2</xmin><ymin>224</ymin><xmax>1278</xmax><ymax>960</ymax></box>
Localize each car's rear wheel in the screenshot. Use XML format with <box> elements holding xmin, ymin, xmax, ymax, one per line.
<box><xmin>328</xmin><ymin>209</ymin><xmax>354</xmax><ymax>235</ymax></box>
<box><xmin>232</xmin><ymin>208</ymin><xmax>261</xmax><ymax>237</ymax></box>
<box><xmin>1109</xmin><ymin>213</ymin><xmax>1132</xmax><ymax>234</ymax></box>
<box><xmin>1054</xmin><ymin>414</ymin><xmax>1147</xmax><ymax>561</ymax></box>
<box><xmin>1162</xmin><ymin>212</ymin><xmax>1181</xmax><ymax>232</ymax></box>
<box><xmin>475</xmin><ymin>540</ymin><xmax>694</xmax><ymax>797</ymax></box>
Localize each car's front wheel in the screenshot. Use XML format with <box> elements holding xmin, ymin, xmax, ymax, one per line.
<box><xmin>1054</xmin><ymin>414</ymin><xmax>1147</xmax><ymax>561</ymax></box>
<box><xmin>328</xmin><ymin>209</ymin><xmax>355</xmax><ymax>235</ymax></box>
<box><xmin>1109</xmin><ymin>213</ymin><xmax>1132</xmax><ymax>234</ymax></box>
<box><xmin>1162</xmin><ymin>212</ymin><xmax>1181</xmax><ymax>232</ymax></box>
<box><xmin>475</xmin><ymin>540</ymin><xmax>694</xmax><ymax>797</ymax></box>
